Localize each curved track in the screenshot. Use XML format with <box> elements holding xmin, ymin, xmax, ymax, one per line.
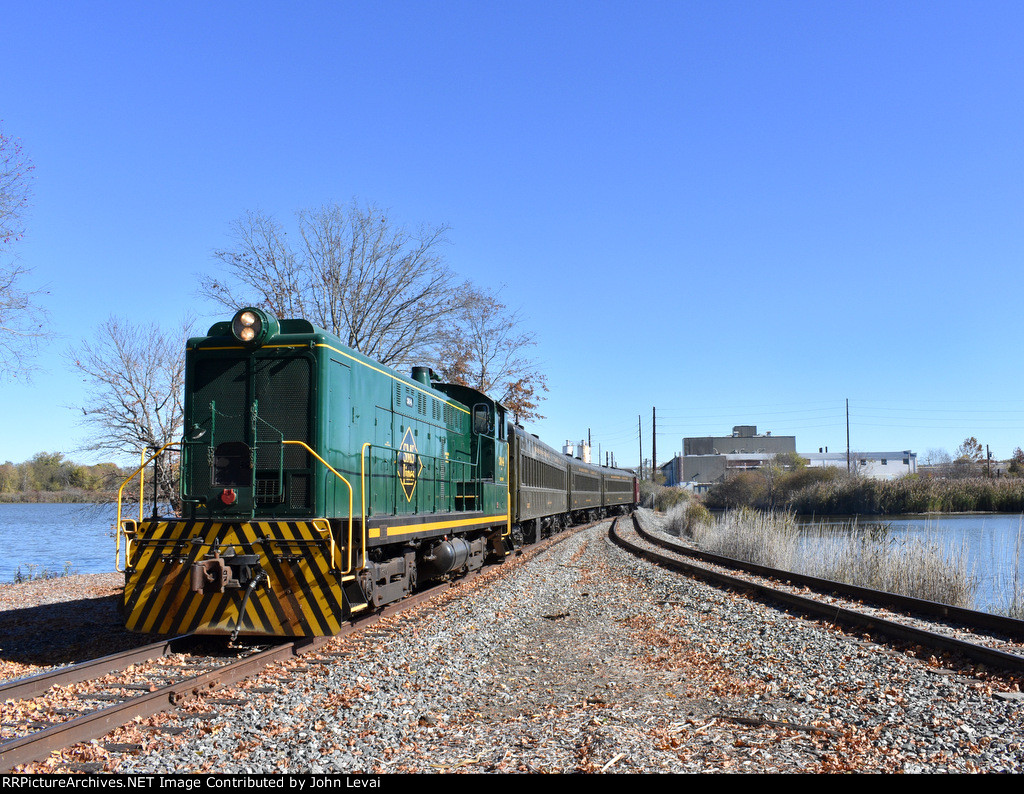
<box><xmin>610</xmin><ymin>512</ymin><xmax>1024</xmax><ymax>677</ymax></box>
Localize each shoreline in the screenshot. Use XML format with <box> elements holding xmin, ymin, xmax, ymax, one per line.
<box><xmin>0</xmin><ymin>571</ymin><xmax>123</xmax><ymax>609</ymax></box>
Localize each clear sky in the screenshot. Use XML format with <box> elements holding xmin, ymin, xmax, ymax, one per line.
<box><xmin>1</xmin><ymin>1</ymin><xmax>1022</xmax><ymax>470</ymax></box>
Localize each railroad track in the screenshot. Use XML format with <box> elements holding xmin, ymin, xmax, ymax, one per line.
<box><xmin>610</xmin><ymin>512</ymin><xmax>1024</xmax><ymax>682</ymax></box>
<box><xmin>2</xmin><ymin>515</ymin><xmax>607</xmax><ymax>773</ymax></box>
<box><xmin>0</xmin><ymin>633</ymin><xmax>329</xmax><ymax>772</ymax></box>
<box><xmin>1</xmin><ymin>574</ymin><xmax>470</xmax><ymax>773</ymax></box>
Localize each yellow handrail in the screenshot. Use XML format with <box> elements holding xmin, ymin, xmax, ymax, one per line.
<box><xmin>359</xmin><ymin>440</ymin><xmax>511</xmax><ymax>545</ymax></box>
<box><xmin>503</xmin><ymin>482</ymin><xmax>511</xmax><ymax>539</ymax></box>
<box><xmin>114</xmin><ymin>442</ymin><xmax>179</xmax><ymax>573</ymax></box>
<box><xmin>138</xmin><ymin>450</ymin><xmax>145</xmax><ymax>524</ymax></box>
<box><xmin>282</xmin><ymin>440</ymin><xmax>353</xmax><ymax>573</ymax></box>
<box><xmin>116</xmin><ymin>518</ymin><xmax>138</xmax><ymax>574</ymax></box>
<box><xmin>310</xmin><ymin>518</ymin><xmax>336</xmax><ymax>572</ymax></box>
<box><xmin>361</xmin><ymin>442</ymin><xmax>372</xmax><ymax>572</ymax></box>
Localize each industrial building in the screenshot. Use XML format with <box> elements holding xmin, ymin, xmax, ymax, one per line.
<box><xmin>660</xmin><ymin>425</ymin><xmax>917</xmax><ymax>489</ymax></box>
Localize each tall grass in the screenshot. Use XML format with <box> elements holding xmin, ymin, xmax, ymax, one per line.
<box><xmin>800</xmin><ymin>525</ymin><xmax>976</xmax><ymax>607</ymax></box>
<box><xmin>12</xmin><ymin>561</ymin><xmax>79</xmax><ymax>584</ymax></box>
<box><xmin>703</xmin><ymin>469</ymin><xmax>1024</xmax><ymax>515</ymax></box>
<box><xmin>789</xmin><ymin>476</ymin><xmax>1024</xmax><ymax>515</ymax></box>
<box><xmin>990</xmin><ymin>518</ymin><xmax>1024</xmax><ymax>619</ymax></box>
<box><xmin>663</xmin><ymin>498</ymin><xmax>714</xmax><ymax>538</ymax></box>
<box><xmin>664</xmin><ymin>504</ymin><xmax>978</xmax><ymax>608</ymax></box>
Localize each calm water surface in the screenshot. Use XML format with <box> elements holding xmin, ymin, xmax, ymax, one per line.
<box><xmin>3</xmin><ymin>504</ymin><xmax>1024</xmax><ymax>613</ymax></box>
<box><xmin>886</xmin><ymin>513</ymin><xmax>1024</xmax><ymax>613</ymax></box>
<box><xmin>801</xmin><ymin>512</ymin><xmax>1024</xmax><ymax>613</ymax></box>
<box><xmin>0</xmin><ymin>503</ymin><xmax>121</xmax><ymax>582</ymax></box>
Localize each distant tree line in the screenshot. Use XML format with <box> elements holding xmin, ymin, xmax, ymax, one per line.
<box><xmin>783</xmin><ymin>474</ymin><xmax>1024</xmax><ymax>515</ymax></box>
<box><xmin>0</xmin><ymin>452</ymin><xmax>131</xmax><ymax>502</ymax></box>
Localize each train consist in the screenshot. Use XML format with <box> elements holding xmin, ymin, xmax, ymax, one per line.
<box><xmin>117</xmin><ymin>307</ymin><xmax>637</xmax><ymax>638</ymax></box>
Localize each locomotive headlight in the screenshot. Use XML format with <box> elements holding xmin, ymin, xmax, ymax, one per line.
<box><xmin>230</xmin><ymin>307</ymin><xmax>279</xmax><ymax>346</ymax></box>
<box><xmin>233</xmin><ymin>310</ymin><xmax>260</xmax><ymax>342</ymax></box>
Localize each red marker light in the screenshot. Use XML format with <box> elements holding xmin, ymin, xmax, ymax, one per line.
<box><xmin>221</xmin><ymin>489</ymin><xmax>237</xmax><ymax>505</ymax></box>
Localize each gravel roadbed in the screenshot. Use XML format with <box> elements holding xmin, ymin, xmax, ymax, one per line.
<box><xmin>7</xmin><ymin>511</ymin><xmax>1024</xmax><ymax>773</ymax></box>
<box><xmin>0</xmin><ymin>572</ymin><xmax>136</xmax><ymax>684</ymax></box>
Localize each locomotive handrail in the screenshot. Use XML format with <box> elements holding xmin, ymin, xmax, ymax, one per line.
<box><xmin>360</xmin><ymin>440</ymin><xmax>480</xmax><ymax>521</ymax></box>
<box><xmin>114</xmin><ymin>442</ymin><xmax>180</xmax><ymax>573</ymax></box>
<box><xmin>116</xmin><ymin>518</ymin><xmax>138</xmax><ymax>574</ymax></box>
<box><xmin>360</xmin><ymin>442</ymin><xmax>372</xmax><ymax>572</ymax></box>
<box><xmin>136</xmin><ymin>449</ymin><xmax>145</xmax><ymax>524</ymax></box>
<box><xmin>281</xmin><ymin>440</ymin><xmax>352</xmax><ymax>573</ymax></box>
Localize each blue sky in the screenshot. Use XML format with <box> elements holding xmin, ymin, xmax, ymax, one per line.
<box><xmin>1</xmin><ymin>1</ymin><xmax>1022</xmax><ymax>469</ymax></box>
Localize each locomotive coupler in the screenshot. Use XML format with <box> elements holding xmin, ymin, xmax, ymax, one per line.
<box><xmin>190</xmin><ymin>545</ymin><xmax>262</xmax><ymax>594</ymax></box>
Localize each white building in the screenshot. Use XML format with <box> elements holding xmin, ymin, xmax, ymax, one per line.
<box><xmin>803</xmin><ymin>451</ymin><xmax>917</xmax><ymax>480</ymax></box>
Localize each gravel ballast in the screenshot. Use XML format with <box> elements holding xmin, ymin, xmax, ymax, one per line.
<box><xmin>6</xmin><ymin>509</ymin><xmax>1024</xmax><ymax>773</ymax></box>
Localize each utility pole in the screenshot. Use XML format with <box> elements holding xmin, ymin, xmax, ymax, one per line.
<box><xmin>652</xmin><ymin>406</ymin><xmax>657</xmax><ymax>482</ymax></box>
<box><xmin>846</xmin><ymin>398</ymin><xmax>850</xmax><ymax>473</ymax></box>
<box><xmin>638</xmin><ymin>415</ymin><xmax>643</xmax><ymax>479</ymax></box>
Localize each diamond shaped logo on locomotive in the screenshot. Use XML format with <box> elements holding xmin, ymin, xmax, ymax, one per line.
<box><xmin>398</xmin><ymin>426</ymin><xmax>424</xmax><ymax>501</ymax></box>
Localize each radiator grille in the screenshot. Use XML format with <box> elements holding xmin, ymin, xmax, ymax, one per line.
<box><xmin>187</xmin><ymin>353</ymin><xmax>312</xmax><ymax>510</ymax></box>
<box><xmin>189</xmin><ymin>358</ymin><xmax>247</xmax><ymax>495</ymax></box>
<box><xmin>253</xmin><ymin>356</ymin><xmax>311</xmax><ymax>469</ymax></box>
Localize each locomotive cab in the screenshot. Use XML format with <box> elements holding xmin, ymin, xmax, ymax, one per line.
<box><xmin>181</xmin><ymin>307</ymin><xmax>321</xmax><ymax>522</ymax></box>
<box><xmin>431</xmin><ymin>382</ymin><xmax>509</xmax><ymax>516</ymax></box>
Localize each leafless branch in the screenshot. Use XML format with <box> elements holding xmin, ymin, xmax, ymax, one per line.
<box><xmin>67</xmin><ymin>317</ymin><xmax>192</xmax><ymax>512</ymax></box>
<box><xmin>200</xmin><ymin>200</ymin><xmax>549</xmax><ymax>422</ymax></box>
<box><xmin>0</xmin><ymin>124</ymin><xmax>47</xmax><ymax>381</ymax></box>
<box><xmin>434</xmin><ymin>285</ymin><xmax>549</xmax><ymax>424</ymax></box>
<box><xmin>201</xmin><ymin>200</ymin><xmax>457</xmax><ymax>368</ymax></box>
<box><xmin>0</xmin><ymin>124</ymin><xmax>33</xmax><ymax>247</ymax></box>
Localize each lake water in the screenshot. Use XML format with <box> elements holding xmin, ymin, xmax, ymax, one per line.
<box><xmin>3</xmin><ymin>504</ymin><xmax>1024</xmax><ymax>614</ymax></box>
<box><xmin>798</xmin><ymin>512</ymin><xmax>1024</xmax><ymax>613</ymax></box>
<box><xmin>0</xmin><ymin>503</ymin><xmax>122</xmax><ymax>582</ymax></box>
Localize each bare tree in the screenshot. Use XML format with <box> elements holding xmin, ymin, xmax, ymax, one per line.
<box><xmin>924</xmin><ymin>448</ymin><xmax>952</xmax><ymax>466</ymax></box>
<box><xmin>0</xmin><ymin>124</ymin><xmax>46</xmax><ymax>380</ymax></box>
<box><xmin>201</xmin><ymin>200</ymin><xmax>459</xmax><ymax>369</ymax></box>
<box><xmin>0</xmin><ymin>124</ymin><xmax>33</xmax><ymax>247</ymax></box>
<box><xmin>0</xmin><ymin>264</ymin><xmax>48</xmax><ymax>378</ymax></box>
<box><xmin>68</xmin><ymin>317</ymin><xmax>191</xmax><ymax>512</ymax></box>
<box><xmin>923</xmin><ymin>447</ymin><xmax>955</xmax><ymax>478</ymax></box>
<box><xmin>434</xmin><ymin>285</ymin><xmax>548</xmax><ymax>424</ymax></box>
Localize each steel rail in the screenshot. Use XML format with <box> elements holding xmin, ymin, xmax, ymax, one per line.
<box><xmin>0</xmin><ymin>638</ymin><xmax>322</xmax><ymax>772</ymax></box>
<box><xmin>632</xmin><ymin>513</ymin><xmax>1024</xmax><ymax>641</ymax></box>
<box><xmin>609</xmin><ymin>514</ymin><xmax>1024</xmax><ymax>676</ymax></box>
<box><xmin>0</xmin><ymin>637</ymin><xmax>191</xmax><ymax>703</ymax></box>
<box><xmin>1</xmin><ymin>512</ymin><xmax>611</xmax><ymax>772</ymax></box>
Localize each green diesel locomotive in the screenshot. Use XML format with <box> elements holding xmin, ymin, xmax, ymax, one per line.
<box><xmin>118</xmin><ymin>308</ymin><xmax>636</xmax><ymax>638</ymax></box>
